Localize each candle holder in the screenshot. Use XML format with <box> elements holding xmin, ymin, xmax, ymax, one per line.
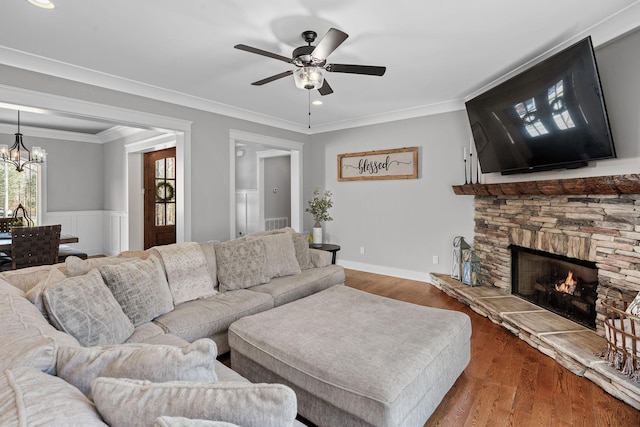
<box><xmin>469</xmin><ymin>152</ymin><xmax>474</xmax><ymax>184</ymax></box>
<box><xmin>464</xmin><ymin>159</ymin><xmax>468</xmax><ymax>184</ymax></box>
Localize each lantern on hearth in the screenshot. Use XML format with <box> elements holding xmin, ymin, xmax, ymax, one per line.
<box><xmin>451</xmin><ymin>236</ymin><xmax>471</xmax><ymax>280</ymax></box>
<box><xmin>462</xmin><ymin>248</ymin><xmax>481</xmax><ymax>287</ymax></box>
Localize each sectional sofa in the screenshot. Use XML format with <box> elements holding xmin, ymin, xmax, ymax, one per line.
<box><xmin>0</xmin><ymin>228</ymin><xmax>345</xmax><ymax>426</ymax></box>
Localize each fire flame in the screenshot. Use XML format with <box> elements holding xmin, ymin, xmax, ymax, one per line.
<box><xmin>555</xmin><ymin>271</ymin><xmax>577</xmax><ymax>295</ymax></box>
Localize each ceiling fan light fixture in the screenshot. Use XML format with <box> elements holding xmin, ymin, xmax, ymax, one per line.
<box><xmin>293</xmin><ymin>67</ymin><xmax>325</xmax><ymax>91</ymax></box>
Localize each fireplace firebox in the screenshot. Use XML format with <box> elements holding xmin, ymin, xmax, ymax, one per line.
<box><xmin>511</xmin><ymin>246</ymin><xmax>598</xmax><ymax>329</ymax></box>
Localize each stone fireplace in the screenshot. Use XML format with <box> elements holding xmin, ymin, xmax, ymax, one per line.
<box><xmin>453</xmin><ymin>174</ymin><xmax>640</xmax><ymax>336</ymax></box>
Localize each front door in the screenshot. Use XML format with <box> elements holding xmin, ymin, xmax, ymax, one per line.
<box><xmin>144</xmin><ymin>148</ymin><xmax>176</xmax><ymax>249</ymax></box>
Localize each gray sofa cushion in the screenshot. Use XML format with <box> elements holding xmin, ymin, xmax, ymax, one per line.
<box><xmin>215</xmin><ymin>239</ymin><xmax>270</xmax><ymax>292</ymax></box>
<box><xmin>252</xmin><ymin>233</ymin><xmax>301</xmax><ymax>278</ymax></box>
<box><xmin>99</xmin><ymin>255</ymin><xmax>174</xmax><ymax>326</ymax></box>
<box><xmin>0</xmin><ymin>367</ymin><xmax>107</xmax><ymax>426</ymax></box>
<box><xmin>91</xmin><ymin>377</ymin><xmax>298</xmax><ymax>427</ymax></box>
<box><xmin>43</xmin><ymin>269</ymin><xmax>134</xmax><ymax>346</ymax></box>
<box><xmin>153</xmin><ymin>289</ymin><xmax>273</xmax><ymax>343</ymax></box>
<box><xmin>249</xmin><ymin>265</ymin><xmax>345</xmax><ymax>307</ymax></box>
<box><xmin>57</xmin><ymin>339</ymin><xmax>218</xmax><ymax>396</ymax></box>
<box><xmin>153</xmin><ymin>243</ymin><xmax>217</xmax><ymax>304</ymax></box>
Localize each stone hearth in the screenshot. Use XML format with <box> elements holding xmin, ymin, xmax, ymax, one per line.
<box><xmin>430</xmin><ymin>273</ymin><xmax>640</xmax><ymax>409</ymax></box>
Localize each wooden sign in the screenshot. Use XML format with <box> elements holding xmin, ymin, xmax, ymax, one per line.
<box><xmin>338</xmin><ymin>147</ymin><xmax>418</xmax><ymax>181</ymax></box>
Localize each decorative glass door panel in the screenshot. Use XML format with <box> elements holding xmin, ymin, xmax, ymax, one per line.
<box><xmin>144</xmin><ymin>148</ymin><xmax>176</xmax><ymax>249</ymax></box>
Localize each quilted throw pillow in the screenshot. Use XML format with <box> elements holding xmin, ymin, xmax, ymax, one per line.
<box><xmin>626</xmin><ymin>291</ymin><xmax>640</xmax><ymax>316</ymax></box>
<box><xmin>91</xmin><ymin>378</ymin><xmax>297</xmax><ymax>427</ymax></box>
<box><xmin>99</xmin><ymin>255</ymin><xmax>174</xmax><ymax>326</ymax></box>
<box><xmin>57</xmin><ymin>339</ymin><xmax>218</xmax><ymax>396</ymax></box>
<box><xmin>215</xmin><ymin>239</ymin><xmax>269</xmax><ymax>292</ymax></box>
<box><xmin>43</xmin><ymin>269</ymin><xmax>134</xmax><ymax>346</ymax></box>
<box><xmin>253</xmin><ymin>233</ymin><xmax>301</xmax><ymax>278</ymax></box>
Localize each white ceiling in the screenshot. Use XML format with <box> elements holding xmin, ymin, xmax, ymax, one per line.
<box><xmin>0</xmin><ymin>0</ymin><xmax>639</xmax><ymax>136</ymax></box>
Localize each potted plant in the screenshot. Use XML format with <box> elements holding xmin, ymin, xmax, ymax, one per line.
<box><xmin>306</xmin><ymin>189</ymin><xmax>333</xmax><ymax>247</ymax></box>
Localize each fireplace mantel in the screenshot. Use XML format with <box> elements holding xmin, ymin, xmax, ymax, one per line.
<box><xmin>452</xmin><ymin>174</ymin><xmax>640</xmax><ymax>196</ymax></box>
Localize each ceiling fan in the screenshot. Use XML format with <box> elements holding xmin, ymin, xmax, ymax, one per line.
<box><xmin>234</xmin><ymin>28</ymin><xmax>386</xmax><ymax>95</ymax></box>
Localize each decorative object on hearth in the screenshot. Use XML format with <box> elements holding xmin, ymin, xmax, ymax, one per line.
<box><xmin>600</xmin><ymin>287</ymin><xmax>640</xmax><ymax>382</ymax></box>
<box><xmin>451</xmin><ymin>236</ymin><xmax>471</xmax><ymax>281</ymax></box>
<box><xmin>461</xmin><ymin>248</ymin><xmax>481</xmax><ymax>286</ymax></box>
<box><xmin>602</xmin><ymin>288</ymin><xmax>640</xmax><ymax>373</ymax></box>
<box><xmin>234</xmin><ymin>28</ymin><xmax>386</xmax><ymax>96</ymax></box>
<box><xmin>0</xmin><ymin>111</ymin><xmax>46</xmax><ymax>172</ymax></box>
<box><xmin>306</xmin><ymin>189</ymin><xmax>332</xmax><ymax>247</ymax></box>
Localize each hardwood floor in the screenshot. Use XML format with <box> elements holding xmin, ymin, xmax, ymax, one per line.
<box><xmin>344</xmin><ymin>269</ymin><xmax>640</xmax><ymax>427</ymax></box>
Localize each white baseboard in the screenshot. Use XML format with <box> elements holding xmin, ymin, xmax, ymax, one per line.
<box><xmin>337</xmin><ymin>260</ymin><xmax>433</xmax><ymax>283</ymax></box>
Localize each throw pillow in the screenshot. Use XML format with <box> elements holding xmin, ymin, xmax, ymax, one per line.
<box><xmin>291</xmin><ymin>232</ymin><xmax>313</xmax><ymax>269</ymax></box>
<box><xmin>155</xmin><ymin>417</ymin><xmax>242</xmax><ymax>427</ymax></box>
<box><xmin>252</xmin><ymin>233</ymin><xmax>301</xmax><ymax>278</ymax></box>
<box><xmin>91</xmin><ymin>378</ymin><xmax>297</xmax><ymax>427</ymax></box>
<box><xmin>153</xmin><ymin>242</ymin><xmax>217</xmax><ymax>304</ymax></box>
<box><xmin>25</xmin><ymin>266</ymin><xmax>67</xmax><ymax>319</ymax></box>
<box><xmin>66</xmin><ymin>255</ymin><xmax>134</xmax><ymax>277</ymax></box>
<box><xmin>0</xmin><ymin>329</ymin><xmax>67</xmax><ymax>375</ymax></box>
<box><xmin>99</xmin><ymin>255</ymin><xmax>174</xmax><ymax>326</ymax></box>
<box><xmin>215</xmin><ymin>239</ymin><xmax>270</xmax><ymax>292</ymax></box>
<box><xmin>626</xmin><ymin>291</ymin><xmax>640</xmax><ymax>317</ymax></box>
<box><xmin>0</xmin><ymin>367</ymin><xmax>106</xmax><ymax>426</ymax></box>
<box><xmin>43</xmin><ymin>269</ymin><xmax>134</xmax><ymax>346</ymax></box>
<box><xmin>57</xmin><ymin>338</ymin><xmax>218</xmax><ymax>396</ymax></box>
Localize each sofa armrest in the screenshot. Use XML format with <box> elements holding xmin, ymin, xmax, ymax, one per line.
<box><xmin>309</xmin><ymin>249</ymin><xmax>332</xmax><ymax>268</ymax></box>
<box><xmin>91</xmin><ymin>378</ymin><xmax>298</xmax><ymax>427</ymax></box>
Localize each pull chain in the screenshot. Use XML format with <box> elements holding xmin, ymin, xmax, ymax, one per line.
<box><xmin>308</xmin><ymin>90</ymin><xmax>311</xmax><ymax>129</ymax></box>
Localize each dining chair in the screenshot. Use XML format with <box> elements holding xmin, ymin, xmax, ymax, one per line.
<box><xmin>11</xmin><ymin>224</ymin><xmax>62</xmax><ymax>270</ymax></box>
<box><xmin>0</xmin><ymin>218</ymin><xmax>14</xmax><ymax>269</ymax></box>
<box><xmin>0</xmin><ymin>217</ymin><xmax>13</xmax><ymax>233</ymax></box>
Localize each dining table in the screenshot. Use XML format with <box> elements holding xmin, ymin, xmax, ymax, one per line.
<box><xmin>0</xmin><ymin>231</ymin><xmax>79</xmax><ymax>252</ymax></box>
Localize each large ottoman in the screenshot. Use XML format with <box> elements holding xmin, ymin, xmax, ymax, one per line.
<box><xmin>229</xmin><ymin>285</ymin><xmax>471</xmax><ymax>427</ymax></box>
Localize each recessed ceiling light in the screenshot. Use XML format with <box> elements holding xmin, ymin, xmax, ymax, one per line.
<box><xmin>312</xmin><ymin>100</ymin><xmax>323</xmax><ymax>106</ymax></box>
<box><xmin>26</xmin><ymin>0</ymin><xmax>55</xmax><ymax>9</ymax></box>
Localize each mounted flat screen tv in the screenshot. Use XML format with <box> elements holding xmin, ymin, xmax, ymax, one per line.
<box><xmin>465</xmin><ymin>36</ymin><xmax>616</xmax><ymax>175</ymax></box>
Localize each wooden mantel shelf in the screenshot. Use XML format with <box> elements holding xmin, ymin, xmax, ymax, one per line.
<box><xmin>452</xmin><ymin>174</ymin><xmax>640</xmax><ymax>196</ymax></box>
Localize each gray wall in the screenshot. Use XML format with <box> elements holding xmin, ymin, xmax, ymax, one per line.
<box><xmin>264</xmin><ymin>156</ymin><xmax>291</xmax><ymax>221</ymax></box>
<box><xmin>31</xmin><ymin>136</ymin><xmax>104</xmax><ymax>212</ymax></box>
<box><xmin>311</xmin><ymin>111</ymin><xmax>475</xmax><ymax>277</ymax></box>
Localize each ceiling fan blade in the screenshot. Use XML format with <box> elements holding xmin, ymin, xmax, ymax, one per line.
<box><xmin>234</xmin><ymin>44</ymin><xmax>292</xmax><ymax>63</ymax></box>
<box><xmin>311</xmin><ymin>28</ymin><xmax>348</xmax><ymax>60</ymax></box>
<box><xmin>318</xmin><ymin>79</ymin><xmax>333</xmax><ymax>96</ymax></box>
<box><xmin>326</xmin><ymin>63</ymin><xmax>386</xmax><ymax>76</ymax></box>
<box><xmin>251</xmin><ymin>70</ymin><xmax>293</xmax><ymax>86</ymax></box>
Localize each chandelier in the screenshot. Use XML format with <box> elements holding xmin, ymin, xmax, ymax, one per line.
<box><xmin>0</xmin><ymin>111</ymin><xmax>46</xmax><ymax>172</ymax></box>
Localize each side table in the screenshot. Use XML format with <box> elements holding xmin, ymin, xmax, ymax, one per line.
<box><xmin>310</xmin><ymin>243</ymin><xmax>341</xmax><ymax>265</ymax></box>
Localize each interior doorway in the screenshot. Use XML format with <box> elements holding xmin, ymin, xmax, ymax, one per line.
<box><xmin>144</xmin><ymin>147</ymin><xmax>177</xmax><ymax>249</ymax></box>
<box><xmin>229</xmin><ymin>130</ymin><xmax>303</xmax><ymax>240</ymax></box>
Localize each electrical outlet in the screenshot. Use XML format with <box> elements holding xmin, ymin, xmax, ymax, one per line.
<box><xmin>360</xmin><ymin>247</ymin><xmax>365</xmax><ymax>255</ymax></box>
<box><xmin>432</xmin><ymin>255</ymin><xmax>439</xmax><ymax>264</ymax></box>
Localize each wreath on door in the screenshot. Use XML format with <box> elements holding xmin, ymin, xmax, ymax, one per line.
<box><xmin>156</xmin><ymin>182</ymin><xmax>175</xmax><ymax>202</ymax></box>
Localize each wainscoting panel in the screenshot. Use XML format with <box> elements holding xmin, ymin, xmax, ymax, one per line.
<box><xmin>43</xmin><ymin>210</ymin><xmax>128</xmax><ymax>257</ymax></box>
